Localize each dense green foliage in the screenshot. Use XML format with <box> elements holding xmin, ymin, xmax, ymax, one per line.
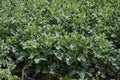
<box><xmin>0</xmin><ymin>0</ymin><xmax>120</xmax><ymax>79</ymax></box>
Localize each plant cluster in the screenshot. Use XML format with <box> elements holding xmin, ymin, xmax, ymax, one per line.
<box><xmin>0</xmin><ymin>0</ymin><xmax>120</xmax><ymax>80</ymax></box>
